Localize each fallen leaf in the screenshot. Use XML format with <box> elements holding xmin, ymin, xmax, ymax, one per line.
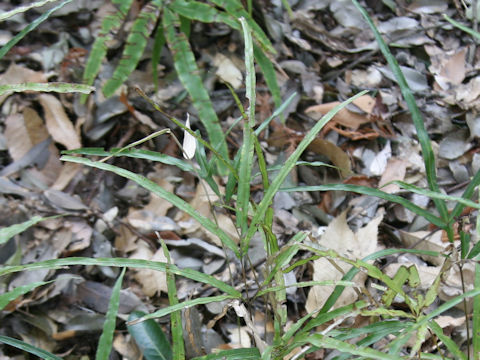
<box><xmin>306</xmin><ymin>210</ymin><xmax>382</xmax><ymax>313</ymax></box>
<box><xmin>39</xmin><ymin>94</ymin><xmax>81</xmax><ymax>150</ymax></box>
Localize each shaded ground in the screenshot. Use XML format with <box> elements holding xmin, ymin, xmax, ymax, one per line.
<box><xmin>0</xmin><ymin>0</ymin><xmax>479</xmax><ymax>358</ymax></box>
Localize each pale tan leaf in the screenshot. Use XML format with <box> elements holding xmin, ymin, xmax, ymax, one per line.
<box><xmin>306</xmin><ymin>210</ymin><xmax>382</xmax><ymax>313</ymax></box>
<box><xmin>130</xmin><ymin>241</ymin><xmax>168</xmax><ymax>296</ymax></box>
<box><xmin>39</xmin><ymin>94</ymin><xmax>81</xmax><ymax>150</ymax></box>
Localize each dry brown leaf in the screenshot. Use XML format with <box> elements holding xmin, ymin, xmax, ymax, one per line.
<box><xmin>39</xmin><ymin>94</ymin><xmax>81</xmax><ymax>150</ymax></box>
<box><xmin>378</xmin><ymin>158</ymin><xmax>409</xmax><ymax>193</ymax></box>
<box><xmin>399</xmin><ymin>230</ymin><xmax>448</xmax><ymax>266</ymax></box>
<box><xmin>306</xmin><ymin>210</ymin><xmax>382</xmax><ymax>313</ymax></box>
<box><xmin>306</xmin><ymin>101</ymin><xmax>371</xmax><ymax>130</ymax></box>
<box><xmin>130</xmin><ymin>241</ymin><xmax>168</xmax><ymax>296</ymax></box>
<box><xmin>307</xmin><ymin>138</ymin><xmax>352</xmax><ymax>178</ymax></box>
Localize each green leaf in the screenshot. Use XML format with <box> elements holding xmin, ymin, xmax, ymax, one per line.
<box><xmin>60</xmin><ymin>155</ymin><xmax>239</xmax><ymax>257</ymax></box>
<box><xmin>63</xmin><ymin>147</ymin><xmax>194</xmax><ymax>172</ymax></box>
<box><xmin>294</xmin><ymin>333</ymin><xmax>403</xmax><ymax>360</ymax></box>
<box><xmin>0</xmin><ymin>335</ymin><xmax>62</xmax><ymax>360</ymax></box>
<box><xmin>0</xmin><ymin>0</ymin><xmax>62</xmax><ymax>22</ymax></box>
<box><xmin>236</xmin><ymin>18</ymin><xmax>256</xmax><ymax>235</ymax></box>
<box><xmin>0</xmin><ymin>280</ymin><xmax>53</xmax><ymax>311</ymax></box>
<box><xmin>96</xmin><ymin>268</ymin><xmax>126</xmax><ymax>360</ymax></box>
<box><xmin>209</xmin><ymin>0</ymin><xmax>274</xmax><ymax>54</ymax></box>
<box><xmin>0</xmin><ymin>257</ymin><xmax>241</xmax><ymax>298</ymax></box>
<box><xmin>352</xmin><ymin>0</ymin><xmax>449</xmax><ymax>229</ymax></box>
<box><xmin>0</xmin><ymin>0</ymin><xmax>73</xmax><ymax>60</ymax></box>
<box><xmin>128</xmin><ymin>310</ymin><xmax>173</xmax><ymax>360</ymax></box>
<box><xmin>429</xmin><ymin>320</ymin><xmax>467</xmax><ymax>360</ymax></box>
<box><xmin>443</xmin><ymin>14</ymin><xmax>480</xmax><ymax>40</ymax></box>
<box><xmin>160</xmin><ymin>240</ymin><xmax>185</xmax><ymax>360</ymax></box>
<box><xmin>163</xmin><ymin>7</ymin><xmax>229</xmax><ymax>173</ymax></box>
<box><xmin>392</xmin><ymin>180</ymin><xmax>480</xmax><ymax>211</ymax></box>
<box><xmin>81</xmin><ymin>0</ymin><xmax>134</xmax><ymax>103</ymax></box>
<box><xmin>241</xmin><ymin>90</ymin><xmax>366</xmax><ymax>254</ymax></box>
<box><xmin>169</xmin><ymin>0</ymin><xmax>239</xmax><ymax>30</ymax></box>
<box><xmin>0</xmin><ymin>82</ymin><xmax>94</xmax><ymax>95</ymax></box>
<box><xmin>192</xmin><ymin>348</ymin><xmax>260</xmax><ymax>360</ymax></box>
<box><xmin>129</xmin><ymin>295</ymin><xmax>235</xmax><ymax>324</ymax></box>
<box><xmin>281</xmin><ymin>183</ymin><xmax>446</xmax><ymax>229</ymax></box>
<box><xmin>103</xmin><ymin>2</ymin><xmax>161</xmax><ymax>97</ymax></box>
<box><xmin>0</xmin><ymin>215</ymin><xmax>61</xmax><ymax>245</ymax></box>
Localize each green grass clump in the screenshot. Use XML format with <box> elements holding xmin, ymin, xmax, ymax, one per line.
<box><xmin>2</xmin><ymin>1</ymin><xmax>480</xmax><ymax>359</ymax></box>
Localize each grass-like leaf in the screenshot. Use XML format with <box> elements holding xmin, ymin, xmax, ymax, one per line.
<box><xmin>191</xmin><ymin>348</ymin><xmax>260</xmax><ymax>360</ymax></box>
<box><xmin>103</xmin><ymin>2</ymin><xmax>161</xmax><ymax>97</ymax></box>
<box><xmin>0</xmin><ymin>0</ymin><xmax>61</xmax><ymax>22</ymax></box>
<box><xmin>0</xmin><ymin>335</ymin><xmax>62</xmax><ymax>360</ymax></box>
<box><xmin>282</xmin><ymin>183</ymin><xmax>446</xmax><ymax>229</ymax></box>
<box><xmin>0</xmin><ymin>257</ymin><xmax>241</xmax><ymax>298</ymax></box>
<box><xmin>60</xmin><ymin>155</ymin><xmax>239</xmax><ymax>256</ymax></box>
<box><xmin>0</xmin><ymin>280</ymin><xmax>53</xmax><ymax>311</ymax></box>
<box><xmin>128</xmin><ymin>310</ymin><xmax>173</xmax><ymax>360</ymax></box>
<box><xmin>96</xmin><ymin>268</ymin><xmax>125</xmax><ymax>360</ymax></box>
<box><xmin>63</xmin><ymin>147</ymin><xmax>194</xmax><ymax>172</ymax></box>
<box><xmin>160</xmin><ymin>240</ymin><xmax>185</xmax><ymax>360</ymax></box>
<box><xmin>163</xmin><ymin>7</ymin><xmax>229</xmax><ymax>173</ymax></box>
<box><xmin>0</xmin><ymin>82</ymin><xmax>94</xmax><ymax>95</ymax></box>
<box><xmin>81</xmin><ymin>0</ymin><xmax>133</xmax><ymax>103</ymax></box>
<box><xmin>443</xmin><ymin>14</ymin><xmax>480</xmax><ymax>40</ymax></box>
<box><xmin>428</xmin><ymin>320</ymin><xmax>467</xmax><ymax>360</ymax></box>
<box><xmin>254</xmin><ymin>44</ymin><xmax>282</xmax><ymax>111</ymax></box>
<box><xmin>0</xmin><ymin>0</ymin><xmax>73</xmax><ymax>60</ymax></box>
<box><xmin>209</xmin><ymin>0</ymin><xmax>275</xmax><ymax>54</ymax></box>
<box><xmin>392</xmin><ymin>180</ymin><xmax>480</xmax><ymax>211</ymax></box>
<box><xmin>128</xmin><ymin>295</ymin><xmax>235</xmax><ymax>325</ymax></box>
<box><xmin>236</xmin><ymin>18</ymin><xmax>256</xmax><ymax>235</ymax></box>
<box><xmin>0</xmin><ymin>215</ymin><xmax>62</xmax><ymax>245</ymax></box>
<box><xmin>241</xmin><ymin>90</ymin><xmax>367</xmax><ymax>254</ymax></box>
<box><xmin>294</xmin><ymin>333</ymin><xmax>403</xmax><ymax>360</ymax></box>
<box><xmin>352</xmin><ymin>0</ymin><xmax>450</xmax><ymax>230</ymax></box>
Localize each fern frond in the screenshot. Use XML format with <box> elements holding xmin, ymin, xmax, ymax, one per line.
<box><xmin>103</xmin><ymin>2</ymin><xmax>161</xmax><ymax>97</ymax></box>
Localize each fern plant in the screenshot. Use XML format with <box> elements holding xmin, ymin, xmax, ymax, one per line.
<box><xmin>81</xmin><ymin>0</ymin><xmax>281</xmax><ymax>172</ymax></box>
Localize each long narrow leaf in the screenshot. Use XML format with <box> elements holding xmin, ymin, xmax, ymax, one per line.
<box><xmin>241</xmin><ymin>90</ymin><xmax>368</xmax><ymax>254</ymax></box>
<box><xmin>0</xmin><ymin>257</ymin><xmax>241</xmax><ymax>297</ymax></box>
<box><xmin>209</xmin><ymin>0</ymin><xmax>274</xmax><ymax>54</ymax></box>
<box><xmin>103</xmin><ymin>2</ymin><xmax>161</xmax><ymax>97</ymax></box>
<box><xmin>0</xmin><ymin>335</ymin><xmax>62</xmax><ymax>360</ymax></box>
<box><xmin>236</xmin><ymin>18</ymin><xmax>256</xmax><ymax>234</ymax></box>
<box><xmin>444</xmin><ymin>14</ymin><xmax>480</xmax><ymax>40</ymax></box>
<box><xmin>192</xmin><ymin>348</ymin><xmax>260</xmax><ymax>360</ymax></box>
<box><xmin>169</xmin><ymin>0</ymin><xmax>239</xmax><ymax>30</ymax></box>
<box><xmin>294</xmin><ymin>333</ymin><xmax>403</xmax><ymax>360</ymax></box>
<box><xmin>160</xmin><ymin>240</ymin><xmax>185</xmax><ymax>360</ymax></box>
<box><xmin>450</xmin><ymin>169</ymin><xmax>480</xmax><ymax>222</ymax></box>
<box><xmin>428</xmin><ymin>320</ymin><xmax>467</xmax><ymax>360</ymax></box>
<box><xmin>0</xmin><ymin>0</ymin><xmax>61</xmax><ymax>22</ymax></box>
<box><xmin>60</xmin><ymin>155</ymin><xmax>239</xmax><ymax>256</ymax></box>
<box><xmin>0</xmin><ymin>215</ymin><xmax>62</xmax><ymax>245</ymax></box>
<box><xmin>0</xmin><ymin>0</ymin><xmax>73</xmax><ymax>60</ymax></box>
<box><xmin>254</xmin><ymin>44</ymin><xmax>282</xmax><ymax>110</ymax></box>
<box><xmin>128</xmin><ymin>295</ymin><xmax>235</xmax><ymax>324</ymax></box>
<box><xmin>0</xmin><ymin>82</ymin><xmax>94</xmax><ymax>95</ymax></box>
<box><xmin>163</xmin><ymin>7</ymin><xmax>229</xmax><ymax>172</ymax></box>
<box><xmin>281</xmin><ymin>183</ymin><xmax>446</xmax><ymax>228</ymax></box>
<box><xmin>0</xmin><ymin>280</ymin><xmax>53</xmax><ymax>311</ymax></box>
<box><xmin>96</xmin><ymin>268</ymin><xmax>126</xmax><ymax>360</ymax></box>
<box><xmin>352</xmin><ymin>0</ymin><xmax>449</xmax><ymax>226</ymax></box>
<box><xmin>392</xmin><ymin>180</ymin><xmax>480</xmax><ymax>211</ymax></box>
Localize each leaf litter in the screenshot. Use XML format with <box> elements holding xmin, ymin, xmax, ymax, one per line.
<box><xmin>0</xmin><ymin>0</ymin><xmax>478</xmax><ymax>358</ymax></box>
